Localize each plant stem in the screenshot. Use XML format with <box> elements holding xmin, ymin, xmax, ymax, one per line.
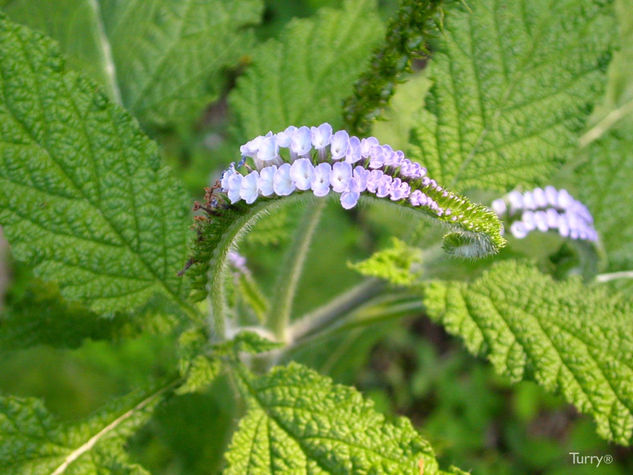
<box><xmin>287</xmin><ymin>278</ymin><xmax>384</xmax><ymax>342</ymax></box>
<box><xmin>595</xmin><ymin>270</ymin><xmax>633</xmax><ymax>283</ymax></box>
<box><xmin>289</xmin><ymin>290</ymin><xmax>424</xmax><ymax>351</ymax></box>
<box><xmin>266</xmin><ymin>200</ymin><xmax>325</xmax><ymax>340</ymax></box>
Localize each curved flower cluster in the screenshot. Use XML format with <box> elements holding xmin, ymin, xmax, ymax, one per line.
<box><xmin>491</xmin><ymin>187</ymin><xmax>597</xmax><ymax>241</ymax></box>
<box><xmin>220</xmin><ymin>123</ymin><xmax>450</xmax><ymax>214</ymax></box>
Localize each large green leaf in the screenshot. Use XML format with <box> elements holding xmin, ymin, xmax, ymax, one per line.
<box><xmin>573</xmin><ymin>124</ymin><xmax>633</xmax><ymax>287</ymax></box>
<box><xmin>0</xmin><ymin>382</ymin><xmax>175</xmax><ymax>474</ymax></box>
<box><xmin>2</xmin><ymin>0</ymin><xmax>263</xmax><ymax>126</ymax></box>
<box><xmin>229</xmin><ymin>0</ymin><xmax>384</xmax><ymax>141</ymax></box>
<box><xmin>409</xmin><ymin>0</ymin><xmax>614</xmax><ymax>191</ymax></box>
<box><xmin>424</xmin><ymin>260</ymin><xmax>633</xmax><ymax>444</ymax></box>
<box><xmin>0</xmin><ymin>14</ymin><xmax>197</xmax><ymax>318</ymax></box>
<box><xmin>225</xmin><ymin>362</ymin><xmax>456</xmax><ymax>474</ymax></box>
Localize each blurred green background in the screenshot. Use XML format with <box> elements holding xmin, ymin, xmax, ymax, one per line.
<box><xmin>1</xmin><ymin>0</ymin><xmax>632</xmax><ymax>473</ymax></box>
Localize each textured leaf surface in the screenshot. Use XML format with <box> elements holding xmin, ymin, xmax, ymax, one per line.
<box><xmin>424</xmin><ymin>260</ymin><xmax>633</xmax><ymax>444</ymax></box>
<box><xmin>229</xmin><ymin>0</ymin><xmax>384</xmax><ymax>140</ymax></box>
<box><xmin>409</xmin><ymin>0</ymin><xmax>614</xmax><ymax>191</ymax></box>
<box><xmin>3</xmin><ymin>0</ymin><xmax>263</xmax><ymax>126</ymax></box>
<box><xmin>349</xmin><ymin>237</ymin><xmax>422</xmax><ymax>285</ymax></box>
<box><xmin>0</xmin><ymin>279</ymin><xmax>128</xmax><ymax>352</ymax></box>
<box><xmin>573</xmin><ymin>124</ymin><xmax>633</xmax><ymax>286</ymax></box>
<box><xmin>0</xmin><ymin>14</ymin><xmax>195</xmax><ymax>316</ymax></box>
<box><xmin>225</xmin><ymin>362</ymin><xmax>445</xmax><ymax>474</ymax></box>
<box><xmin>0</xmin><ymin>383</ymin><xmax>174</xmax><ymax>474</ymax></box>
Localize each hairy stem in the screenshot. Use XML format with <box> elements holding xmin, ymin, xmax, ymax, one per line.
<box><xmin>595</xmin><ymin>270</ymin><xmax>633</xmax><ymax>283</ymax></box>
<box><xmin>267</xmin><ymin>200</ymin><xmax>326</xmax><ymax>340</ymax></box>
<box><xmin>287</xmin><ymin>279</ymin><xmax>385</xmax><ymax>342</ymax></box>
<box><xmin>289</xmin><ymin>291</ymin><xmax>424</xmax><ymax>351</ymax></box>
<box><xmin>343</xmin><ymin>0</ymin><xmax>443</xmax><ymax>135</ymax></box>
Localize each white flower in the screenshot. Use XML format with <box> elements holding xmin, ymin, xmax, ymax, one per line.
<box><xmin>273</xmin><ymin>163</ymin><xmax>295</xmax><ymax>196</ymax></box>
<box><xmin>330</xmin><ymin>130</ymin><xmax>350</xmax><ymax>160</ymax></box>
<box><xmin>311</xmin><ymin>163</ymin><xmax>331</xmax><ymax>197</ymax></box>
<box><xmin>240</xmin><ymin>171</ymin><xmax>260</xmax><ymax>204</ymax></box>
<box><xmin>290</xmin><ymin>158</ymin><xmax>315</xmax><ymax>191</ymax></box>
<box><xmin>258</xmin><ymin>166</ymin><xmax>277</xmax><ymax>196</ymax></box>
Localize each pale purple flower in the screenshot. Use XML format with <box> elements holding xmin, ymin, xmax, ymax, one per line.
<box><xmin>507</xmin><ymin>190</ymin><xmax>523</xmax><ymax>214</ymax></box>
<box><xmin>345</xmin><ymin>136</ymin><xmax>362</xmax><ymax>164</ymax></box>
<box><xmin>227</xmin><ymin>251</ymin><xmax>248</xmax><ymax>274</ymax></box>
<box><xmin>350</xmin><ymin>166</ymin><xmax>369</xmax><ymax>193</ymax></box>
<box><xmin>240</xmin><ymin>136</ymin><xmax>262</xmax><ymax>158</ymax></box>
<box><xmin>276</xmin><ymin>126</ymin><xmax>297</xmax><ymax>148</ymax></box>
<box><xmin>545</xmin><ymin>186</ymin><xmax>558</xmax><ymax>207</ymax></box>
<box><xmin>375</xmin><ymin>175</ymin><xmax>393</xmax><ymax>198</ymax></box>
<box><xmin>533</xmin><ymin>188</ymin><xmax>547</xmax><ymax>208</ymax></box>
<box><xmin>340</xmin><ymin>191</ymin><xmax>360</xmax><ymax>209</ymax></box>
<box><xmin>409</xmin><ymin>190</ymin><xmax>426</xmax><ymax>206</ymax></box>
<box><xmin>510</xmin><ymin>221</ymin><xmax>528</xmax><ymax>239</ymax></box>
<box><xmin>227</xmin><ymin>173</ymin><xmax>243</xmax><ymax>204</ymax></box>
<box><xmin>256</xmin><ymin>132</ymin><xmax>278</xmax><ymax>164</ymax></box>
<box><xmin>522</xmin><ymin>191</ymin><xmax>536</xmax><ymax>210</ymax></box>
<box><xmin>290</xmin><ymin>126</ymin><xmax>312</xmax><ymax>157</ymax></box>
<box><xmin>522</xmin><ymin>210</ymin><xmax>536</xmax><ymax>230</ymax></box>
<box><xmin>534</xmin><ymin>210</ymin><xmax>548</xmax><ymax>232</ymax></box>
<box><xmin>366</xmin><ymin>170</ymin><xmax>383</xmax><ymax>193</ymax></box>
<box><xmin>311</xmin><ymin>123</ymin><xmax>332</xmax><ymax>150</ymax></box>
<box><xmin>240</xmin><ymin>171</ymin><xmax>259</xmax><ymax>204</ymax></box>
<box><xmin>389</xmin><ymin>178</ymin><xmax>410</xmax><ymax>201</ymax></box>
<box><xmin>546</xmin><ymin>208</ymin><xmax>559</xmax><ymax>228</ymax></box>
<box><xmin>557</xmin><ymin>189</ymin><xmax>572</xmax><ymax>209</ymax></box>
<box><xmin>368</xmin><ymin>145</ymin><xmax>385</xmax><ymax>169</ymax></box>
<box><xmin>273</xmin><ymin>163</ymin><xmax>295</xmax><ymax>196</ymax></box>
<box><xmin>258</xmin><ymin>166</ymin><xmax>276</xmax><ymax>196</ymax></box>
<box><xmin>558</xmin><ymin>214</ymin><xmax>570</xmax><ymax>237</ymax></box>
<box><xmin>290</xmin><ymin>158</ymin><xmax>314</xmax><ymax>191</ymax></box>
<box><xmin>491</xmin><ymin>198</ymin><xmax>507</xmax><ymax>215</ymax></box>
<box><xmin>221</xmin><ymin>164</ymin><xmax>236</xmax><ymax>190</ymax></box>
<box><xmin>331</xmin><ymin>161</ymin><xmax>352</xmax><ymax>192</ymax></box>
<box><xmin>311</xmin><ymin>162</ymin><xmax>331</xmax><ymax>197</ymax></box>
<box><xmin>360</xmin><ymin>137</ymin><xmax>379</xmax><ymax>157</ymax></box>
<box><xmin>330</xmin><ymin>130</ymin><xmax>350</xmax><ymax>160</ymax></box>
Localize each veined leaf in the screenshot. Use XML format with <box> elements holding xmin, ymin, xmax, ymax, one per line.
<box><xmin>409</xmin><ymin>0</ymin><xmax>614</xmax><ymax>191</ymax></box>
<box><xmin>229</xmin><ymin>0</ymin><xmax>384</xmax><ymax>141</ymax></box>
<box><xmin>424</xmin><ymin>260</ymin><xmax>633</xmax><ymax>444</ymax></box>
<box><xmin>225</xmin><ymin>362</ymin><xmax>451</xmax><ymax>474</ymax></box>
<box><xmin>349</xmin><ymin>237</ymin><xmax>422</xmax><ymax>286</ymax></box>
<box><xmin>0</xmin><ymin>14</ymin><xmax>197</xmax><ymax>318</ymax></box>
<box><xmin>573</xmin><ymin>123</ymin><xmax>633</xmax><ymax>288</ymax></box>
<box><xmin>0</xmin><ymin>382</ymin><xmax>176</xmax><ymax>474</ymax></box>
<box><xmin>3</xmin><ymin>0</ymin><xmax>263</xmax><ymax>126</ymax></box>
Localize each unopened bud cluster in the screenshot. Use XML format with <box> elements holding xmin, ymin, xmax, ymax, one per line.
<box><xmin>221</xmin><ymin>123</ymin><xmax>452</xmax><ymax>214</ymax></box>
<box><xmin>491</xmin><ymin>187</ymin><xmax>597</xmax><ymax>241</ymax></box>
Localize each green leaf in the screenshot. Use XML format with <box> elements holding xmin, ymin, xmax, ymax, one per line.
<box><xmin>225</xmin><ymin>362</ymin><xmax>449</xmax><ymax>474</ymax></box>
<box><xmin>176</xmin><ymin>355</ymin><xmax>221</xmax><ymax>395</ymax></box>
<box><xmin>0</xmin><ymin>14</ymin><xmax>197</xmax><ymax>318</ymax></box>
<box><xmin>408</xmin><ymin>0</ymin><xmax>614</xmax><ymax>191</ymax></box>
<box><xmin>349</xmin><ymin>237</ymin><xmax>422</xmax><ymax>286</ymax></box>
<box><xmin>0</xmin><ymin>382</ymin><xmax>176</xmax><ymax>474</ymax></box>
<box><xmin>573</xmin><ymin>123</ymin><xmax>633</xmax><ymax>286</ymax></box>
<box><xmin>0</xmin><ymin>279</ymin><xmax>129</xmax><ymax>352</ymax></box>
<box><xmin>423</xmin><ymin>260</ymin><xmax>633</xmax><ymax>444</ymax></box>
<box><xmin>229</xmin><ymin>0</ymin><xmax>384</xmax><ymax>141</ymax></box>
<box><xmin>215</xmin><ymin>331</ymin><xmax>283</xmax><ymax>356</ymax></box>
<box><xmin>3</xmin><ymin>0</ymin><xmax>263</xmax><ymax>126</ymax></box>
<box><xmin>580</xmin><ymin>0</ymin><xmax>633</xmax><ymax>145</ymax></box>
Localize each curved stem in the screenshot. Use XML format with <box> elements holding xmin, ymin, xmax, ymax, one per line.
<box><xmin>287</xmin><ymin>278</ymin><xmax>384</xmax><ymax>342</ymax></box>
<box><xmin>595</xmin><ymin>270</ymin><xmax>633</xmax><ymax>283</ymax></box>
<box><xmin>267</xmin><ymin>200</ymin><xmax>326</xmax><ymax>340</ymax></box>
